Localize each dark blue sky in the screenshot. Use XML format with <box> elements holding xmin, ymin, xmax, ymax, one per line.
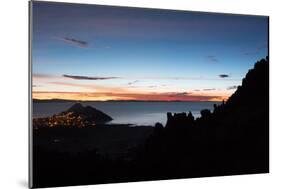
<box><xmin>32</xmin><ymin>1</ymin><xmax>268</xmax><ymax>101</ymax></box>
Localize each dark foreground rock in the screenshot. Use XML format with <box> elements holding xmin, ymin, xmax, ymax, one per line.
<box><xmin>32</xmin><ymin>57</ymin><xmax>269</xmax><ymax>188</ymax></box>
<box><xmin>138</xmin><ymin>57</ymin><xmax>269</xmax><ymax>179</ymax></box>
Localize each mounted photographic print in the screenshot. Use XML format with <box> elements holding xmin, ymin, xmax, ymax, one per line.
<box><xmin>29</xmin><ymin>1</ymin><xmax>269</xmax><ymax>188</ymax></box>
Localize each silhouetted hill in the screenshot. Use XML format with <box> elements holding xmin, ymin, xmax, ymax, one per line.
<box><xmin>33</xmin><ymin>103</ymin><xmax>113</xmax><ymax>128</ymax></box>
<box><xmin>62</xmin><ymin>103</ymin><xmax>113</xmax><ymax>123</ymax></box>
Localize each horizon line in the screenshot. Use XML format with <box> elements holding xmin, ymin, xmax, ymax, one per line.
<box><xmin>32</xmin><ymin>98</ymin><xmax>223</xmax><ymax>103</ymax></box>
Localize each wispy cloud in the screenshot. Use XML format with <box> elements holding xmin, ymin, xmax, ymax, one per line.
<box><xmin>148</xmin><ymin>85</ymin><xmax>157</xmax><ymax>88</ymax></box>
<box><xmin>167</xmin><ymin>92</ymin><xmax>191</xmax><ymax>97</ymax></box>
<box><xmin>206</xmin><ymin>55</ymin><xmax>219</xmax><ymax>63</ymax></box>
<box><xmin>126</xmin><ymin>84</ymin><xmax>158</xmax><ymax>89</ymax></box>
<box><xmin>60</xmin><ymin>74</ymin><xmax>241</xmax><ymax>81</ymax></box>
<box><xmin>135</xmin><ymin>76</ymin><xmax>239</xmax><ymax>81</ymax></box>
<box><xmin>54</xmin><ymin>37</ymin><xmax>89</xmax><ymax>48</ymax></box>
<box><xmin>203</xmin><ymin>88</ymin><xmax>216</xmax><ymax>91</ymax></box>
<box><xmin>63</xmin><ymin>74</ymin><xmax>119</xmax><ymax>80</ymax></box>
<box><xmin>127</xmin><ymin>80</ymin><xmax>139</xmax><ymax>85</ymax></box>
<box><xmin>219</xmin><ymin>74</ymin><xmax>230</xmax><ymax>78</ymax></box>
<box><xmin>33</xmin><ymin>73</ymin><xmax>240</xmax><ymax>92</ymax></box>
<box><xmin>243</xmin><ymin>43</ymin><xmax>268</xmax><ymax>56</ymax></box>
<box><xmin>33</xmin><ymin>73</ymin><xmax>57</xmax><ymax>79</ymax></box>
<box><xmin>227</xmin><ymin>85</ymin><xmax>238</xmax><ymax>90</ymax></box>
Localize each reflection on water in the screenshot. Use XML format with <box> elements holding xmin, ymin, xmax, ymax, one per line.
<box><xmin>33</xmin><ymin>101</ymin><xmax>220</xmax><ymax>126</ymax></box>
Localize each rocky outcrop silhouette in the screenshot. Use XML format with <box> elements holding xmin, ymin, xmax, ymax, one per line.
<box><xmin>166</xmin><ymin>111</ymin><xmax>195</xmax><ymax>128</ymax></box>
<box><xmin>137</xmin><ymin>56</ymin><xmax>269</xmax><ymax>178</ymax></box>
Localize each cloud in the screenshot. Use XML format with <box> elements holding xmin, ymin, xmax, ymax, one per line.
<box><xmin>33</xmin><ymin>73</ymin><xmax>57</xmax><ymax>79</ymax></box>
<box><xmin>63</xmin><ymin>74</ymin><xmax>119</xmax><ymax>80</ymax></box>
<box><xmin>55</xmin><ymin>37</ymin><xmax>88</xmax><ymax>48</ymax></box>
<box><xmin>167</xmin><ymin>92</ymin><xmax>191</xmax><ymax>97</ymax></box>
<box><xmin>127</xmin><ymin>80</ymin><xmax>139</xmax><ymax>85</ymax></box>
<box><xmin>126</xmin><ymin>84</ymin><xmax>158</xmax><ymax>89</ymax></box>
<box><xmin>148</xmin><ymin>85</ymin><xmax>157</xmax><ymax>88</ymax></box>
<box><xmin>227</xmin><ymin>85</ymin><xmax>238</xmax><ymax>90</ymax></box>
<box><xmin>136</xmin><ymin>76</ymin><xmax>240</xmax><ymax>81</ymax></box>
<box><xmin>206</xmin><ymin>55</ymin><xmax>219</xmax><ymax>63</ymax></box>
<box><xmin>203</xmin><ymin>88</ymin><xmax>216</xmax><ymax>91</ymax></box>
<box><xmin>219</xmin><ymin>74</ymin><xmax>230</xmax><ymax>78</ymax></box>
<box><xmin>243</xmin><ymin>43</ymin><xmax>268</xmax><ymax>56</ymax></box>
<box><xmin>62</xmin><ymin>75</ymin><xmax>241</xmax><ymax>81</ymax></box>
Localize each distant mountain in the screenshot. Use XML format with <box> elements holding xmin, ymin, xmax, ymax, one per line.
<box><xmin>33</xmin><ymin>103</ymin><xmax>113</xmax><ymax>128</ymax></box>
<box><xmin>33</xmin><ymin>99</ymin><xmax>75</xmax><ymax>103</ymax></box>
<box><xmin>33</xmin><ymin>99</ymin><xmax>220</xmax><ymax>103</ymax></box>
<box><xmin>62</xmin><ymin>103</ymin><xmax>113</xmax><ymax>124</ymax></box>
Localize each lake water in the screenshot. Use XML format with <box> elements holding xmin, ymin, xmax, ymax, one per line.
<box><xmin>33</xmin><ymin>101</ymin><xmax>220</xmax><ymax>126</ymax></box>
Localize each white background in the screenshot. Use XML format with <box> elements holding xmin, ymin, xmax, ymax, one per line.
<box><xmin>0</xmin><ymin>0</ymin><xmax>280</xmax><ymax>188</ymax></box>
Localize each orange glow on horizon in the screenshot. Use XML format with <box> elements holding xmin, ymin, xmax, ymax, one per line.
<box><xmin>33</xmin><ymin>91</ymin><xmax>229</xmax><ymax>102</ymax></box>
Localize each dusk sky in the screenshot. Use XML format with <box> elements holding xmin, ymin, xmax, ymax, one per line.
<box><xmin>32</xmin><ymin>1</ymin><xmax>268</xmax><ymax>101</ymax></box>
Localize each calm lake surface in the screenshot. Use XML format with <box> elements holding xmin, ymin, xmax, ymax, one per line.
<box><xmin>33</xmin><ymin>101</ymin><xmax>220</xmax><ymax>126</ymax></box>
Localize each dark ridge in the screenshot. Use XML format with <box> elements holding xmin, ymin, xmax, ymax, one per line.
<box><xmin>164</xmin><ymin>56</ymin><xmax>269</xmax><ymax>129</ymax></box>
<box><xmin>226</xmin><ymin>56</ymin><xmax>269</xmax><ymax>108</ymax></box>
<box><xmin>138</xmin><ymin>56</ymin><xmax>269</xmax><ymax>178</ymax></box>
